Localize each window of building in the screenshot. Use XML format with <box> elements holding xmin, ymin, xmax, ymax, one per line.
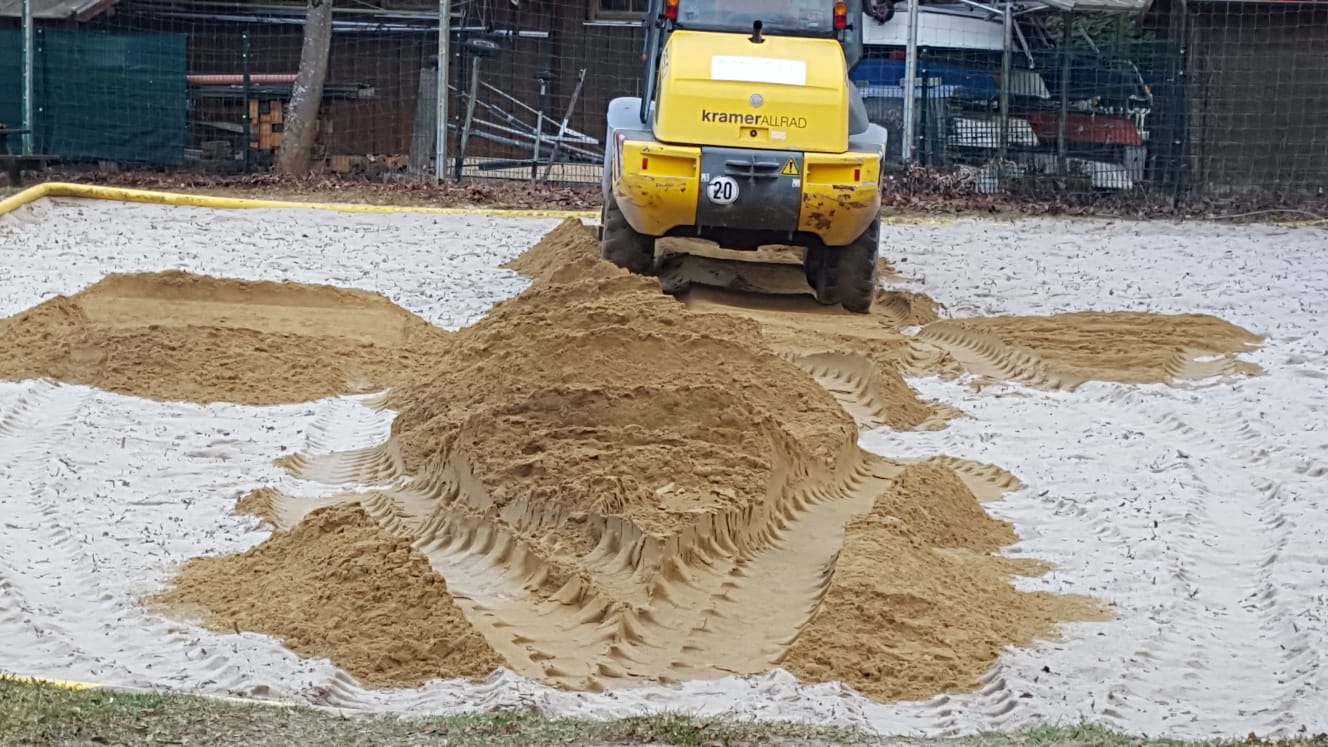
<box><xmin>592</xmin><ymin>0</ymin><xmax>649</xmax><ymax>22</ymax></box>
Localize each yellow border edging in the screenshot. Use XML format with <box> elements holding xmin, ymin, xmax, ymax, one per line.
<box><xmin>1</xmin><ymin>181</ymin><xmax>958</xmax><ymax>225</ymax></box>
<box><xmin>5</xmin><ymin>180</ymin><xmax>1316</xmax><ymax>227</ymax></box>
<box><xmin>0</xmin><ymin>181</ymin><xmax>599</xmax><ymax>219</ymax></box>
<box><xmin>11</xmin><ymin>675</ymin><xmax>101</xmax><ymax>690</ymax></box>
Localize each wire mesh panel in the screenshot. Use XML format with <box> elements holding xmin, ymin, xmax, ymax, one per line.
<box><xmin>1180</xmin><ymin>1</ymin><xmax>1328</xmax><ymax>198</ymax></box>
<box><xmin>0</xmin><ymin>0</ymin><xmax>1325</xmax><ymax>208</ymax></box>
<box><xmin>856</xmin><ymin>0</ymin><xmax>1328</xmax><ymax>207</ymax></box>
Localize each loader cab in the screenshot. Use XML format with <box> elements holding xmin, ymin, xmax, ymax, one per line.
<box><xmin>672</xmin><ymin>0</ymin><xmax>841</xmax><ymax>37</ymax></box>
<box><xmin>637</xmin><ymin>0</ymin><xmax>866</xmax><ymax>124</ymax></box>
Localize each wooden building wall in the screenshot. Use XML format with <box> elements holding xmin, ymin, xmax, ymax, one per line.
<box><xmin>179</xmin><ymin>25</ymin><xmax>434</xmax><ymax>156</ymax></box>
<box><xmin>1183</xmin><ymin>3</ymin><xmax>1328</xmax><ymax>194</ymax></box>
<box><xmin>133</xmin><ymin>0</ymin><xmax>648</xmax><ymax>165</ymax></box>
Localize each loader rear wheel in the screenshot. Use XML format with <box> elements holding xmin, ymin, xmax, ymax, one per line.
<box><xmin>806</xmin><ymin>219</ymin><xmax>880</xmax><ymax>313</ymax></box>
<box><xmin>600</xmin><ymin>196</ymin><xmax>656</xmax><ymax>275</ymax></box>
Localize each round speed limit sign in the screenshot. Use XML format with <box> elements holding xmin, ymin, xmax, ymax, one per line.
<box><xmin>707</xmin><ymin>175</ymin><xmax>740</xmax><ymax>205</ymax></box>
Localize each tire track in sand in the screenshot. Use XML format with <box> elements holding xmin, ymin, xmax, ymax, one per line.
<box><xmin>0</xmin><ymin>381</ymin><xmax>122</xmax><ymax>681</ymax></box>
<box><xmin>1085</xmin><ymin>391</ymin><xmax>1315</xmax><ymax>735</ymax></box>
<box><xmin>0</xmin><ymin>384</ymin><xmax>313</xmax><ymax>695</ymax></box>
<box><xmin>299</xmin><ymin>393</ymin><xmax>398</xmax><ymax>457</ymax></box>
<box><xmin>240</xmin><ymin>393</ymin><xmax>407</xmax><ymax>529</ymax></box>
<box><xmin>785</xmin><ymin>351</ymin><xmax>958</xmax><ymax>431</ymax></box>
<box><xmin>260</xmin><ymin>397</ymin><xmax>946</xmax><ymax>695</ymax></box>
<box><xmin>1122</xmin><ymin>393</ymin><xmax>1328</xmax><ymax>480</ymax></box>
<box><xmin>912</xmin><ymin>325</ymin><xmax>1076</xmax><ymax>390</ymax></box>
<box><xmin>258</xmin><ymin>388</ymin><xmax>1033</xmax><ymax>708</ymax></box>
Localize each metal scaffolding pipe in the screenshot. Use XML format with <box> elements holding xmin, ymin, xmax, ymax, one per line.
<box><xmin>188</xmin><ymin>73</ymin><xmax>300</xmax><ymax>84</ymax></box>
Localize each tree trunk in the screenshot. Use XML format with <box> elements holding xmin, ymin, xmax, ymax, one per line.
<box><xmin>276</xmin><ymin>0</ymin><xmax>334</xmax><ymax>175</ymax></box>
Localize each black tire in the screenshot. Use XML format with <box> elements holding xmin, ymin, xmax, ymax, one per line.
<box><xmin>600</xmin><ymin>195</ymin><xmax>656</xmax><ymax>275</ymax></box>
<box><xmin>806</xmin><ymin>219</ymin><xmax>880</xmax><ymax>313</ymax></box>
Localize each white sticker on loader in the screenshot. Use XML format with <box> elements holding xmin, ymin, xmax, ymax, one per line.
<box><xmin>710</xmin><ymin>56</ymin><xmax>807</xmax><ymax>87</ymax></box>
<box><xmin>707</xmin><ymin>175</ymin><xmax>740</xmax><ymax>205</ymax></box>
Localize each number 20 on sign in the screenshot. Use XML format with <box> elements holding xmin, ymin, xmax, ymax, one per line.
<box><xmin>707</xmin><ymin>176</ymin><xmax>739</xmax><ymax>205</ymax></box>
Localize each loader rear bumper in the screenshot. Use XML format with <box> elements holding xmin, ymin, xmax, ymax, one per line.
<box><xmin>612</xmin><ymin>139</ymin><xmax>702</xmax><ymax>237</ymax></box>
<box><xmin>796</xmin><ymin>153</ymin><xmax>882</xmax><ymax>247</ymax></box>
<box><xmin>611</xmin><ymin>137</ymin><xmax>882</xmax><ymax>247</ymax></box>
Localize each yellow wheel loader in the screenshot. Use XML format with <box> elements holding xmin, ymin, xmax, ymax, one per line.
<box><xmin>600</xmin><ymin>0</ymin><xmax>888</xmax><ymax>313</ymax></box>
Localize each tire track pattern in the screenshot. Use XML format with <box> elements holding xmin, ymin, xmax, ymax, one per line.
<box><xmin>0</xmin><ymin>386</ymin><xmax>388</xmax><ymax>698</ymax></box>
<box><xmin>0</xmin><ymin>381</ymin><xmax>100</xmax><ymax>679</ymax></box>
<box><xmin>270</xmin><ymin>421</ymin><xmax>889</xmax><ymax>693</ymax></box>
<box><xmin>261</xmin><ymin>387</ymin><xmax>1034</xmax><ymax>709</ymax></box>
<box><xmin>862</xmin><ymin>370</ymin><xmax>1324</xmax><ymax>737</ymax></box>
<box><xmin>1101</xmin><ymin>388</ymin><xmax>1325</xmax><ymax>734</ymax></box>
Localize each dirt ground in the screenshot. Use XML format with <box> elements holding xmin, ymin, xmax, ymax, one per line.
<box><xmin>0</xmin><ymin>214</ymin><xmax>1268</xmax><ymax>708</ymax></box>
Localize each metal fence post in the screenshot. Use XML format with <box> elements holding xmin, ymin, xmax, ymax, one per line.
<box><xmin>901</xmin><ymin>0</ymin><xmax>920</xmax><ymax>164</ymax></box>
<box><xmin>435</xmin><ymin>0</ymin><xmax>451</xmax><ymax>181</ymax></box>
<box><xmin>242</xmin><ymin>31</ymin><xmax>252</xmax><ymax>172</ymax></box>
<box><xmin>1057</xmin><ymin>10</ymin><xmax>1071</xmax><ymax>176</ymax></box>
<box><xmin>21</xmin><ymin>0</ymin><xmax>35</xmax><ymax>155</ymax></box>
<box><xmin>998</xmin><ymin>1</ymin><xmax>1012</xmax><ymax>167</ymax></box>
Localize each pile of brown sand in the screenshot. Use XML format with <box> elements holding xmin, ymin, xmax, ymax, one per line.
<box><xmin>917</xmin><ymin>311</ymin><xmax>1264</xmax><ymax>387</ymax></box>
<box><xmin>781</xmin><ymin>463</ymin><xmax>1108</xmax><ymax>700</ymax></box>
<box><xmin>381</xmin><ymin>267</ymin><xmax>858</xmax><ymax>575</ymax></box>
<box><xmin>501</xmin><ymin>216</ymin><xmax>621</xmax><ymax>285</ymax></box>
<box><xmin>367</xmin><ymin>222</ymin><xmax>1099</xmax><ymax>695</ymax></box>
<box><xmin>153</xmin><ymin>503</ymin><xmax>504</xmax><ymax>688</ymax></box>
<box><xmin>0</xmin><ymin>270</ymin><xmax>447</xmax><ymax>404</ymax></box>
<box><xmin>144</xmin><ymin>219</ymin><xmax>1109</xmax><ymax>699</ymax></box>
<box><xmin>530</xmin><ymin>220</ymin><xmax>956</xmax><ymax>430</ymax></box>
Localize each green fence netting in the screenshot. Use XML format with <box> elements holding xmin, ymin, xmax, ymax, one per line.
<box><xmin>0</xmin><ymin>27</ymin><xmax>187</xmax><ymax>163</ymax></box>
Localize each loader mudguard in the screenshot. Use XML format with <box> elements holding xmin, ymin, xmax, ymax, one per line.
<box><xmin>797</xmin><ymin>121</ymin><xmax>889</xmax><ymax>248</ymax></box>
<box><xmin>602</xmin><ymin>97</ymin><xmax>647</xmax><ymax>201</ymax></box>
<box><xmin>605</xmin><ymin>96</ymin><xmax>703</xmax><ymax>238</ymax></box>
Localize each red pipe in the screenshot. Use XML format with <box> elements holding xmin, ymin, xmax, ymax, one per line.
<box><xmin>187</xmin><ymin>74</ymin><xmax>300</xmax><ymax>85</ymax></box>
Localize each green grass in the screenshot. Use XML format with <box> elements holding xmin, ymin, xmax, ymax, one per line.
<box><xmin>965</xmin><ymin>724</ymin><xmax>1328</xmax><ymax>747</ymax></box>
<box><xmin>0</xmin><ymin>675</ymin><xmax>869</xmax><ymax>746</ymax></box>
<box><xmin>3</xmin><ymin>676</ymin><xmax>1326</xmax><ymax>747</ymax></box>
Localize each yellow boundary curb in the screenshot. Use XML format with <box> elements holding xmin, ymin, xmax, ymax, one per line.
<box><xmin>1</xmin><ymin>181</ymin><xmax>1319</xmax><ymax>227</ymax></box>
<box><xmin>1</xmin><ymin>181</ymin><xmax>960</xmax><ymax>225</ymax></box>
<box><xmin>0</xmin><ymin>181</ymin><xmax>599</xmax><ymax>219</ymax></box>
<box><xmin>11</xmin><ymin>675</ymin><xmax>101</xmax><ymax>690</ymax></box>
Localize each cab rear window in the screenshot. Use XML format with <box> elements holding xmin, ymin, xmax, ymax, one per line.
<box><xmin>675</xmin><ymin>0</ymin><xmax>836</xmax><ymax>36</ymax></box>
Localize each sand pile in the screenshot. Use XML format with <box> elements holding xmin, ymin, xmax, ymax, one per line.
<box><xmin>501</xmin><ymin>216</ymin><xmax>622</xmax><ymax>285</ymax></box>
<box><xmin>0</xmin><ymin>270</ymin><xmax>446</xmax><ymax>404</ymax></box>
<box><xmin>782</xmin><ymin>462</ymin><xmax>1107</xmax><ymax>700</ymax></box>
<box><xmin>653</xmin><ymin>237</ymin><xmax>954</xmax><ymax>430</ymax></box>
<box><xmin>345</xmin><ymin>221</ymin><xmax>1098</xmax><ymax>694</ymax></box>
<box><xmin>379</xmin><ymin>254</ymin><xmax>859</xmax><ymax>596</ymax></box>
<box><xmin>153</xmin><ymin>503</ymin><xmax>503</xmax><ymax>688</ymax></box>
<box><xmin>917</xmin><ymin>311</ymin><xmax>1264</xmax><ymax>388</ymax></box>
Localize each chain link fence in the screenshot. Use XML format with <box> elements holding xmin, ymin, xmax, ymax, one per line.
<box><xmin>2</xmin><ymin>0</ymin><xmax>1325</xmax><ymax>211</ymax></box>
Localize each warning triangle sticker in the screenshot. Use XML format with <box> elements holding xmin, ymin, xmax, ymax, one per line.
<box><xmin>781</xmin><ymin>158</ymin><xmax>799</xmax><ymax>176</ymax></box>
